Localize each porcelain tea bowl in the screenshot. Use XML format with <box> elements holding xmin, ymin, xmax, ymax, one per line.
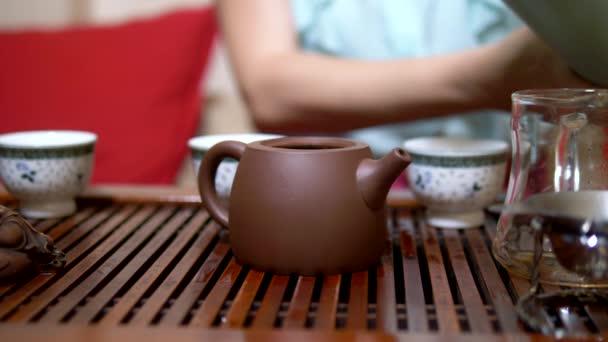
<box><xmin>189</xmin><ymin>133</ymin><xmax>282</xmax><ymax>200</ymax></box>
<box><xmin>403</xmin><ymin>137</ymin><xmax>509</xmax><ymax>229</ymax></box>
<box><xmin>0</xmin><ymin>130</ymin><xmax>97</xmax><ymax>219</ymax></box>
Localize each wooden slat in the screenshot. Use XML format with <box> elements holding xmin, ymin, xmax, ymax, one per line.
<box><xmin>250</xmin><ymin>275</ymin><xmax>289</xmax><ymax>329</ymax></box>
<box><xmin>398</xmin><ymin>223</ymin><xmax>416</xmax><ymax>260</ymax></box>
<box><xmin>0</xmin><ymin>284</ymin><xmax>13</xmax><ymax>298</ymax></box>
<box><xmin>0</xmin><ymin>205</ymin><xmax>138</xmax><ymax>319</ymax></box>
<box><xmin>315</xmin><ymin>275</ymin><xmax>340</xmax><ymax>330</ymax></box>
<box><xmin>421</xmin><ymin>224</ymin><xmax>460</xmax><ymax>333</ymax></box>
<box><xmin>34</xmin><ymin>217</ymin><xmax>62</xmax><ymax>233</ymax></box>
<box><xmin>37</xmin><ymin>206</ymin><xmax>182</xmax><ymax>323</ymax></box>
<box><xmin>386</xmin><ymin>190</ymin><xmax>422</xmax><ymax>210</ymax></box>
<box><xmin>50</xmin><ymin>207</ymin><xmax>120</xmax><ymax>251</ymax></box>
<box><xmin>585</xmin><ymin>303</ymin><xmax>608</xmax><ymax>331</ymax></box>
<box><xmin>346</xmin><ymin>271</ymin><xmax>368</xmax><ymax>330</ymax></box>
<box><xmin>78</xmin><ymin>185</ymin><xmax>202</xmax><ymax>205</ymax></box>
<box><xmin>189</xmin><ymin>257</ymin><xmax>243</xmax><ymax>327</ymax></box>
<box><xmin>121</xmin><ymin>221</ymin><xmax>220</xmax><ymax>326</ymax></box>
<box><xmin>159</xmin><ymin>240</ymin><xmax>231</xmax><ymax>326</ymax></box>
<box><xmin>443</xmin><ymin>229</ymin><xmax>493</xmax><ymax>333</ymax></box>
<box><xmin>510</xmin><ymin>277</ymin><xmax>532</xmax><ymax>299</ymax></box>
<box><xmin>283</xmin><ymin>276</ymin><xmax>315</xmax><ymax>329</ymax></box>
<box><xmin>34</xmin><ymin>205</ymin><xmax>94</xmax><ymax>234</ymax></box>
<box><xmin>54</xmin><ymin>206</ymin><xmax>139</xmax><ymax>266</ymax></box>
<box><xmin>0</xmin><ymin>320</ymin><xmax>534</xmax><ymax>342</ymax></box>
<box><xmin>376</xmin><ymin>251</ymin><xmax>397</xmax><ymax>332</ymax></box>
<box><xmin>70</xmin><ymin>210</ymin><xmax>210</xmax><ymax>325</ymax></box>
<box><xmin>52</xmin><ymin>207</ymin><xmax>105</xmax><ymax>242</ymax></box>
<box><xmin>221</xmin><ymin>270</ymin><xmax>265</xmax><ymax>329</ymax></box>
<box><xmin>465</xmin><ymin>229</ymin><xmax>519</xmax><ymax>332</ymax></box>
<box><xmin>399</xmin><ymin>229</ymin><xmax>428</xmax><ymax>333</ymax></box>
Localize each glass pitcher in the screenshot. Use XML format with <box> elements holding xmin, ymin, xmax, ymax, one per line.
<box><xmin>493</xmin><ymin>88</ymin><xmax>608</xmax><ymax>287</ymax></box>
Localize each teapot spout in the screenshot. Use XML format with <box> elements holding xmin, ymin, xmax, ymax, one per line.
<box><xmin>357</xmin><ymin>148</ymin><xmax>411</xmax><ymax>210</ymax></box>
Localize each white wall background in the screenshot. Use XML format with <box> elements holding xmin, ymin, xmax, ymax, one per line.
<box><xmin>0</xmin><ymin>0</ymin><xmax>212</xmax><ymax>28</ymax></box>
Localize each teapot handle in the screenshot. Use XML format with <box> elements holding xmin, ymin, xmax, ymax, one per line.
<box><xmin>198</xmin><ymin>140</ymin><xmax>246</xmax><ymax>228</ymax></box>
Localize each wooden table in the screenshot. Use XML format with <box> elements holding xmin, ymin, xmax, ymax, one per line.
<box><xmin>0</xmin><ymin>186</ymin><xmax>602</xmax><ymax>341</ymax></box>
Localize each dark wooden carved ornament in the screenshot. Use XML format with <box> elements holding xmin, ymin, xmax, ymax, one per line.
<box><xmin>0</xmin><ymin>205</ymin><xmax>66</xmax><ymax>280</ymax></box>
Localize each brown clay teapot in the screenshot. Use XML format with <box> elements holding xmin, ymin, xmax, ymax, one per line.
<box><xmin>198</xmin><ymin>137</ymin><xmax>410</xmax><ymax>275</ymax></box>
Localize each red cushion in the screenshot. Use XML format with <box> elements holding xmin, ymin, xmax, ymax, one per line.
<box><xmin>0</xmin><ymin>7</ymin><xmax>217</xmax><ymax>184</ymax></box>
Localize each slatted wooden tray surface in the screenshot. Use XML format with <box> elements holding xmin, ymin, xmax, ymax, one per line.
<box><xmin>0</xmin><ymin>192</ymin><xmax>606</xmax><ymax>340</ymax></box>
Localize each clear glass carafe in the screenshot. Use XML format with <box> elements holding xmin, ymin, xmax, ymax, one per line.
<box><xmin>493</xmin><ymin>89</ymin><xmax>608</xmax><ymax>287</ymax></box>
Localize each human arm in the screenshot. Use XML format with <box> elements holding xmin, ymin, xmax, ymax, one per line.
<box><xmin>217</xmin><ymin>0</ymin><xmax>590</xmax><ymax>134</ymax></box>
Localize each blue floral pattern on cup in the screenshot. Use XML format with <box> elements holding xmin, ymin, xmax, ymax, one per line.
<box><xmin>0</xmin><ymin>155</ymin><xmax>94</xmax><ymax>200</ymax></box>
<box><xmin>403</xmin><ymin>137</ymin><xmax>509</xmax><ymax>228</ymax></box>
<box><xmin>16</xmin><ymin>162</ymin><xmax>37</xmax><ymax>183</ymax></box>
<box><xmin>407</xmin><ymin>163</ymin><xmax>506</xmax><ymax>211</ymax></box>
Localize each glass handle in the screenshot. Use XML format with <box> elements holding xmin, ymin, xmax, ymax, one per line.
<box><xmin>554</xmin><ymin>112</ymin><xmax>587</xmax><ymax>191</ymax></box>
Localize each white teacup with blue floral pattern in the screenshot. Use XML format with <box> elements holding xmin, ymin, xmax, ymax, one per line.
<box><xmin>189</xmin><ymin>133</ymin><xmax>283</xmax><ymax>201</ymax></box>
<box><xmin>0</xmin><ymin>130</ymin><xmax>97</xmax><ymax>219</ymax></box>
<box><xmin>403</xmin><ymin>137</ymin><xmax>509</xmax><ymax>229</ymax></box>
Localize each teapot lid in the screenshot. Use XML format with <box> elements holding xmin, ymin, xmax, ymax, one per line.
<box><xmin>250</xmin><ymin>136</ymin><xmax>368</xmax><ymax>153</ymax></box>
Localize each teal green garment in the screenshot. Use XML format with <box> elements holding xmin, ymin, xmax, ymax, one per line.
<box><xmin>290</xmin><ymin>0</ymin><xmax>523</xmax><ymax>155</ymax></box>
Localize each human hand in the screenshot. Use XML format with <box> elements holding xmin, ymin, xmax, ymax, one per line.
<box><xmin>483</xmin><ymin>28</ymin><xmax>593</xmax><ymax>109</ymax></box>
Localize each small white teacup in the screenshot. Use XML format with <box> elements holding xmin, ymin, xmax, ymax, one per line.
<box><xmin>188</xmin><ymin>133</ymin><xmax>283</xmax><ymax>200</ymax></box>
<box><xmin>403</xmin><ymin>137</ymin><xmax>509</xmax><ymax>229</ymax></box>
<box><xmin>0</xmin><ymin>130</ymin><xmax>97</xmax><ymax>218</ymax></box>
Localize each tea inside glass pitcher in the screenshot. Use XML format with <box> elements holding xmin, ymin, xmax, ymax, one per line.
<box><xmin>494</xmin><ymin>89</ymin><xmax>608</xmax><ymax>287</ymax></box>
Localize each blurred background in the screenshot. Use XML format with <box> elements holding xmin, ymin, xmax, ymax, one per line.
<box><xmin>0</xmin><ymin>0</ymin><xmax>252</xmax><ymax>187</ymax></box>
